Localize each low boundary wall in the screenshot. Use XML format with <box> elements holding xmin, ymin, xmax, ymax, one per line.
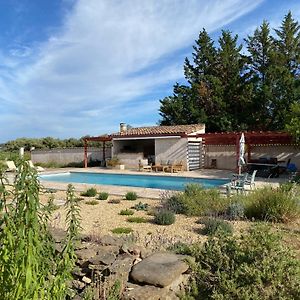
<box><xmin>32</xmin><ymin>147</ymin><xmax>112</xmax><ymax>165</ymax></box>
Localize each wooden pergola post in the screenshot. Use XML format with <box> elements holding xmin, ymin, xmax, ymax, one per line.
<box><xmin>84</xmin><ymin>139</ymin><xmax>88</xmax><ymax>168</ymax></box>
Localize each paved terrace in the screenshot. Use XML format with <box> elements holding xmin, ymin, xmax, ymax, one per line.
<box><xmin>33</xmin><ymin>167</ymin><xmax>290</xmax><ymax>199</ymax></box>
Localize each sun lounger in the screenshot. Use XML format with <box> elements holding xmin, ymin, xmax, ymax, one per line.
<box><xmin>28</xmin><ymin>160</ymin><xmax>45</xmax><ymax>172</ymax></box>
<box><xmin>5</xmin><ymin>160</ymin><xmax>17</xmax><ymax>172</ymax></box>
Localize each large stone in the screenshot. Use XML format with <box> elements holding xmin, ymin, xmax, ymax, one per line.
<box><xmin>75</xmin><ymin>247</ymin><xmax>97</xmax><ymax>261</ymax></box>
<box><xmin>99</xmin><ymin>235</ymin><xmax>124</xmax><ymax>247</ymax></box>
<box><xmin>88</xmin><ymin>251</ymin><xmax>116</xmax><ymax>266</ymax></box>
<box><xmin>130</xmin><ymin>252</ymin><xmax>189</xmax><ymax>287</ymax></box>
<box><xmin>123</xmin><ymin>283</ymin><xmax>178</xmax><ymax>300</ymax></box>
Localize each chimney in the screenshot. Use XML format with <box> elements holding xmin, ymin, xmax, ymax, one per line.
<box><xmin>120</xmin><ymin>122</ymin><xmax>127</xmax><ymax>133</ymax></box>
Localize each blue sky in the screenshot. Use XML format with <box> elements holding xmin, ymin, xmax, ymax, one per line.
<box><xmin>0</xmin><ymin>0</ymin><xmax>299</xmax><ymax>142</ymax></box>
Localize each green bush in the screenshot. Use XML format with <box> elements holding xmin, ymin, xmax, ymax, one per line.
<box><xmin>80</xmin><ymin>187</ymin><xmax>97</xmax><ymax>197</ymax></box>
<box><xmin>106</xmin><ymin>157</ymin><xmax>120</xmax><ymax>167</ymax></box>
<box><xmin>154</xmin><ymin>210</ymin><xmax>175</xmax><ymax>225</ymax></box>
<box><xmin>186</xmin><ymin>225</ymin><xmax>300</xmax><ymax>299</ymax></box>
<box><xmin>127</xmin><ymin>216</ymin><xmax>147</xmax><ymax>223</ymax></box>
<box><xmin>133</xmin><ymin>202</ymin><xmax>149</xmax><ymax>211</ymax></box>
<box><xmin>243</xmin><ymin>185</ymin><xmax>300</xmax><ymax>222</ymax></box>
<box><xmin>125</xmin><ymin>191</ymin><xmax>137</xmax><ymax>200</ymax></box>
<box><xmin>98</xmin><ymin>192</ymin><xmax>109</xmax><ymax>200</ymax></box>
<box><xmin>164</xmin><ymin>184</ymin><xmax>227</xmax><ymax>217</ymax></box>
<box><xmin>201</xmin><ymin>218</ymin><xmax>233</xmax><ymax>236</ymax></box>
<box><xmin>119</xmin><ymin>209</ymin><xmax>134</xmax><ymax>216</ymax></box>
<box><xmin>111</xmin><ymin>227</ymin><xmax>133</xmax><ymax>234</ymax></box>
<box><xmin>85</xmin><ymin>200</ymin><xmax>99</xmax><ymax>205</ymax></box>
<box><xmin>226</xmin><ymin>202</ymin><xmax>245</xmax><ymax>220</ymax></box>
<box><xmin>167</xmin><ymin>242</ymin><xmax>194</xmax><ymax>256</ymax></box>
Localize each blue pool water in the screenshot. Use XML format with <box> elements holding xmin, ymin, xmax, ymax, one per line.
<box><xmin>40</xmin><ymin>172</ymin><xmax>229</xmax><ymax>191</ymax></box>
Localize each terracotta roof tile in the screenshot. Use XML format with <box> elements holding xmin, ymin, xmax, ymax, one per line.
<box><xmin>111</xmin><ymin>124</ymin><xmax>205</xmax><ymax>137</ymax></box>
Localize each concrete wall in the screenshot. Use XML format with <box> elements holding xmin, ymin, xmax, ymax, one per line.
<box><xmin>116</xmin><ymin>152</ymin><xmax>144</xmax><ymax>169</ymax></box>
<box><xmin>204</xmin><ymin>145</ymin><xmax>236</xmax><ymax>170</ymax></box>
<box><xmin>204</xmin><ymin>144</ymin><xmax>300</xmax><ymax>170</ymax></box>
<box><xmin>155</xmin><ymin>138</ymin><xmax>188</xmax><ymax>170</ymax></box>
<box><xmin>31</xmin><ymin>147</ymin><xmax>112</xmax><ymax>165</ymax></box>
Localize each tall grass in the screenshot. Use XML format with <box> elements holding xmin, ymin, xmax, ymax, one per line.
<box><xmin>0</xmin><ymin>160</ymin><xmax>81</xmax><ymax>300</ymax></box>
<box><xmin>242</xmin><ymin>185</ymin><xmax>300</xmax><ymax>222</ymax></box>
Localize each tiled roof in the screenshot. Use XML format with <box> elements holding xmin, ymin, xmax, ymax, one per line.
<box><xmin>111</xmin><ymin>124</ymin><xmax>205</xmax><ymax>137</ymax></box>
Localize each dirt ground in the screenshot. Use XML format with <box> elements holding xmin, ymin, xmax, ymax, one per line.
<box><xmin>40</xmin><ymin>190</ymin><xmax>251</xmax><ymax>249</ymax></box>
<box><xmin>39</xmin><ymin>189</ymin><xmax>300</xmax><ymax>256</ymax></box>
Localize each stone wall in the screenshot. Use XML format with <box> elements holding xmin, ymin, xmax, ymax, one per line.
<box><xmin>31</xmin><ymin>147</ymin><xmax>112</xmax><ymax>165</ymax></box>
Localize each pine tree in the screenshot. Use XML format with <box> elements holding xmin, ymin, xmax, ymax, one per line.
<box><xmin>272</xmin><ymin>11</ymin><xmax>300</xmax><ymax>129</ymax></box>
<box><xmin>246</xmin><ymin>21</ymin><xmax>275</xmax><ymax>129</ymax></box>
<box><xmin>216</xmin><ymin>30</ymin><xmax>249</xmax><ymax>130</ymax></box>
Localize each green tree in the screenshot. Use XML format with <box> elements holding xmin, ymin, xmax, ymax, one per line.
<box><xmin>272</xmin><ymin>11</ymin><xmax>300</xmax><ymax>129</ymax></box>
<box><xmin>245</xmin><ymin>20</ymin><xmax>275</xmax><ymax>129</ymax></box>
<box><xmin>285</xmin><ymin>102</ymin><xmax>300</xmax><ymax>143</ymax></box>
<box><xmin>216</xmin><ymin>30</ymin><xmax>250</xmax><ymax>130</ymax></box>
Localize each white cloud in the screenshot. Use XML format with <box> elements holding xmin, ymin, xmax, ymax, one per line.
<box><xmin>0</xmin><ymin>0</ymin><xmax>264</xmax><ymax>141</ymax></box>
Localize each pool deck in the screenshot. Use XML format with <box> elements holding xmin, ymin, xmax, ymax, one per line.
<box><xmin>36</xmin><ymin>167</ymin><xmax>289</xmax><ymax>199</ymax></box>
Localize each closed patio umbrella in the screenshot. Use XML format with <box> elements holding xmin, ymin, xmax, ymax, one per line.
<box><xmin>238</xmin><ymin>133</ymin><xmax>245</xmax><ymax>174</ymax></box>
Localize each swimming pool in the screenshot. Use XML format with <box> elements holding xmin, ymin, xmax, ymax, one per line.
<box><xmin>40</xmin><ymin>172</ymin><xmax>229</xmax><ymax>191</ymax></box>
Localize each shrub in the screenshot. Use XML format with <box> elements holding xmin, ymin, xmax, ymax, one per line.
<box><xmin>133</xmin><ymin>202</ymin><xmax>149</xmax><ymax>211</ymax></box>
<box><xmin>106</xmin><ymin>157</ymin><xmax>120</xmax><ymax>167</ymax></box>
<box><xmin>201</xmin><ymin>218</ymin><xmax>233</xmax><ymax>236</ymax></box>
<box><xmin>167</xmin><ymin>242</ymin><xmax>194</xmax><ymax>256</ymax></box>
<box><xmin>119</xmin><ymin>209</ymin><xmax>134</xmax><ymax>216</ymax></box>
<box><xmin>187</xmin><ymin>225</ymin><xmax>300</xmax><ymax>299</ymax></box>
<box><xmin>164</xmin><ymin>184</ymin><xmax>227</xmax><ymax>217</ymax></box>
<box><xmin>127</xmin><ymin>216</ymin><xmax>147</xmax><ymax>223</ymax></box>
<box><xmin>226</xmin><ymin>202</ymin><xmax>245</xmax><ymax>220</ymax></box>
<box><xmin>85</xmin><ymin>200</ymin><xmax>99</xmax><ymax>205</ymax></box>
<box><xmin>163</xmin><ymin>193</ymin><xmax>185</xmax><ymax>213</ymax></box>
<box><xmin>80</xmin><ymin>187</ymin><xmax>97</xmax><ymax>197</ymax></box>
<box><xmin>125</xmin><ymin>191</ymin><xmax>137</xmax><ymax>200</ymax></box>
<box><xmin>243</xmin><ymin>185</ymin><xmax>300</xmax><ymax>222</ymax></box>
<box><xmin>98</xmin><ymin>192</ymin><xmax>109</xmax><ymax>200</ymax></box>
<box><xmin>154</xmin><ymin>210</ymin><xmax>175</xmax><ymax>225</ymax></box>
<box><xmin>108</xmin><ymin>199</ymin><xmax>121</xmax><ymax>204</ymax></box>
<box><xmin>0</xmin><ymin>161</ymin><xmax>81</xmax><ymax>299</ymax></box>
<box><xmin>111</xmin><ymin>227</ymin><xmax>133</xmax><ymax>234</ymax></box>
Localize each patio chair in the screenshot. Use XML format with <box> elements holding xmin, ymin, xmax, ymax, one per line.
<box><xmin>244</xmin><ymin>170</ymin><xmax>257</xmax><ymax>189</ymax></box>
<box><xmin>230</xmin><ymin>173</ymin><xmax>248</xmax><ymax>194</ymax></box>
<box><xmin>152</xmin><ymin>161</ymin><xmax>170</xmax><ymax>172</ymax></box>
<box><xmin>5</xmin><ymin>160</ymin><xmax>17</xmax><ymax>172</ymax></box>
<box><xmin>138</xmin><ymin>160</ymin><xmax>152</xmax><ymax>172</ymax></box>
<box><xmin>28</xmin><ymin>160</ymin><xmax>45</xmax><ymax>172</ymax></box>
<box><xmin>166</xmin><ymin>161</ymin><xmax>184</xmax><ymax>173</ymax></box>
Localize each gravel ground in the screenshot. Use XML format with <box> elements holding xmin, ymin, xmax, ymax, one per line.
<box><xmin>40</xmin><ymin>190</ymin><xmax>252</xmax><ymax>250</ymax></box>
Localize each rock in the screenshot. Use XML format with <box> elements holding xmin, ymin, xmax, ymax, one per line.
<box><xmin>72</xmin><ymin>266</ymin><xmax>86</xmax><ymax>277</ymax></box>
<box><xmin>123</xmin><ymin>283</ymin><xmax>178</xmax><ymax>300</ymax></box>
<box><xmin>82</xmin><ymin>276</ymin><xmax>92</xmax><ymax>284</ymax></box>
<box><xmin>75</xmin><ymin>248</ymin><xmax>97</xmax><ymax>261</ymax></box>
<box><xmin>130</xmin><ymin>252</ymin><xmax>189</xmax><ymax>287</ymax></box>
<box><xmin>72</xmin><ymin>280</ymin><xmax>85</xmax><ymax>290</ymax></box>
<box><xmin>110</xmin><ymin>254</ymin><xmax>135</xmax><ymax>284</ymax></box>
<box><xmin>88</xmin><ymin>251</ymin><xmax>116</xmax><ymax>266</ymax></box>
<box><xmin>99</xmin><ymin>235</ymin><xmax>123</xmax><ymax>247</ymax></box>
<box><xmin>96</xmin><ymin>245</ymin><xmax>120</xmax><ymax>256</ymax></box>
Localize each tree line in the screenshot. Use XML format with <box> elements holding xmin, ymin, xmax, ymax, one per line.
<box><xmin>159</xmin><ymin>12</ymin><xmax>300</xmax><ymax>136</ymax></box>
<box><xmin>1</xmin><ymin>136</ymin><xmax>105</xmax><ymax>152</ymax></box>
